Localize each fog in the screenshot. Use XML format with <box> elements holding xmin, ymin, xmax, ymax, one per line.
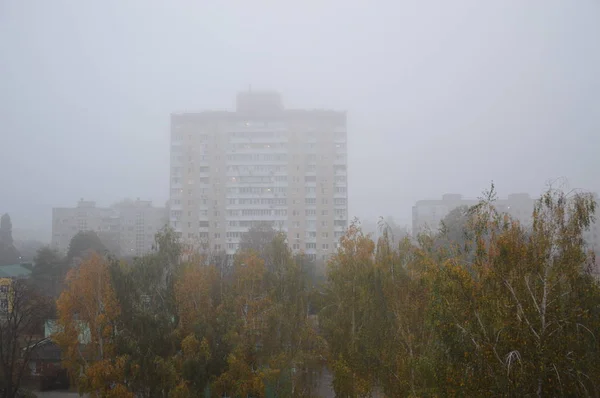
<box><xmin>1</xmin><ymin>0</ymin><xmax>599</xmax><ymax>239</ymax></box>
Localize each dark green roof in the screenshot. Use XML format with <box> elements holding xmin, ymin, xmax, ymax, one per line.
<box><xmin>0</xmin><ymin>264</ymin><xmax>32</xmax><ymax>278</ymax></box>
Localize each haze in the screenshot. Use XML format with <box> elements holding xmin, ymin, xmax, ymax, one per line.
<box><xmin>1</xmin><ymin>0</ymin><xmax>599</xmax><ymax>240</ymax></box>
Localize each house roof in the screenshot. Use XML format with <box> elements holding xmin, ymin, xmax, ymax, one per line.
<box><xmin>0</xmin><ymin>264</ymin><xmax>32</xmax><ymax>278</ymax></box>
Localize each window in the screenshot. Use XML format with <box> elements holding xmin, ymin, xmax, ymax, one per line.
<box><xmin>322</xmin><ymin>232</ymin><xmax>329</xmax><ymax>238</ymax></box>
<box><xmin>321</xmin><ymin>198</ymin><xmax>328</xmax><ymax>205</ymax></box>
<box><xmin>293</xmin><ymin>221</ymin><xmax>300</xmax><ymax>228</ymax></box>
<box><xmin>214</xmin><ymin>233</ymin><xmax>220</xmax><ymax>239</ymax></box>
<box><xmin>305</xmin><ymin>243</ymin><xmax>316</xmax><ymax>249</ymax></box>
<box><xmin>293</xmin><ymin>243</ymin><xmax>300</xmax><ymax>250</ymax></box>
<box><xmin>305</xmin><ymin>198</ymin><xmax>316</xmax><ymax>205</ymax></box>
<box><xmin>322</xmin><ymin>244</ymin><xmax>329</xmax><ymax>250</ymax></box>
<box><xmin>305</xmin><ymin>209</ymin><xmax>316</xmax><ymax>216</ymax></box>
<box><xmin>321</xmin><ymin>210</ymin><xmax>328</xmax><ymax>216</ymax></box>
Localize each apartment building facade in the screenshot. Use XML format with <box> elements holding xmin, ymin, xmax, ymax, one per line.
<box><xmin>583</xmin><ymin>193</ymin><xmax>600</xmax><ymax>257</ymax></box>
<box><xmin>169</xmin><ymin>91</ymin><xmax>348</xmax><ymax>261</ymax></box>
<box><xmin>52</xmin><ymin>199</ymin><xmax>167</xmax><ymax>257</ymax></box>
<box><xmin>412</xmin><ymin>193</ymin><xmax>535</xmax><ymax>235</ymax></box>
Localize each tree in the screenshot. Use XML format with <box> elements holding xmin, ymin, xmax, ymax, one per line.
<box><xmin>0</xmin><ymin>215</ymin><xmax>13</xmax><ymax>247</ymax></box>
<box><xmin>0</xmin><ymin>214</ymin><xmax>20</xmax><ymax>266</ymax></box>
<box><xmin>55</xmin><ymin>253</ymin><xmax>131</xmax><ymax>398</ymax></box>
<box><xmin>426</xmin><ymin>187</ymin><xmax>600</xmax><ymax>395</ymax></box>
<box><xmin>31</xmin><ymin>247</ymin><xmax>68</xmax><ymax>299</ymax></box>
<box><xmin>174</xmin><ymin>264</ymin><xmax>218</xmax><ymax>337</ymax></box>
<box><xmin>436</xmin><ymin>205</ymin><xmax>472</xmax><ymax>252</ymax></box>
<box><xmin>239</xmin><ymin>222</ymin><xmax>281</xmax><ymax>269</ymax></box>
<box><xmin>66</xmin><ymin>231</ymin><xmax>109</xmax><ymax>265</ymax></box>
<box><xmin>377</xmin><ymin>216</ymin><xmax>409</xmax><ymax>247</ymax></box>
<box><xmin>319</xmin><ymin>186</ymin><xmax>600</xmax><ymax>396</ymax></box>
<box><xmin>106</xmin><ymin>228</ymin><xmax>183</xmax><ymax>398</ymax></box>
<box><xmin>320</xmin><ymin>222</ymin><xmax>378</xmax><ymax>397</ymax></box>
<box><xmin>0</xmin><ymin>279</ymin><xmax>53</xmax><ymax>398</ymax></box>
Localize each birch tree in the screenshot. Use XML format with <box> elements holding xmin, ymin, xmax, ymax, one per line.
<box><xmin>55</xmin><ymin>252</ymin><xmax>131</xmax><ymax>398</ymax></box>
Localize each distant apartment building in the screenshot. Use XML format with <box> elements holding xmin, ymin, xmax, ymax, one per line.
<box><xmin>52</xmin><ymin>199</ymin><xmax>167</xmax><ymax>256</ymax></box>
<box><xmin>412</xmin><ymin>193</ymin><xmax>535</xmax><ymax>235</ymax></box>
<box><xmin>583</xmin><ymin>193</ymin><xmax>600</xmax><ymax>257</ymax></box>
<box><xmin>169</xmin><ymin>91</ymin><xmax>348</xmax><ymax>261</ymax></box>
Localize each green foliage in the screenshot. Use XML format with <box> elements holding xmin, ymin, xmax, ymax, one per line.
<box><xmin>52</xmin><ymin>187</ymin><xmax>600</xmax><ymax>397</ymax></box>
<box><xmin>320</xmin><ymin>187</ymin><xmax>600</xmax><ymax>396</ymax></box>
<box><xmin>66</xmin><ymin>230</ymin><xmax>108</xmax><ymax>263</ymax></box>
<box><xmin>31</xmin><ymin>246</ymin><xmax>68</xmax><ymax>299</ymax></box>
<box><xmin>0</xmin><ymin>213</ymin><xmax>21</xmax><ymax>266</ymax></box>
<box><xmin>0</xmin><ymin>214</ymin><xmax>14</xmax><ymax>246</ymax></box>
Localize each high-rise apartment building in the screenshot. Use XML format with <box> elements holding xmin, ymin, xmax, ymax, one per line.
<box><xmin>169</xmin><ymin>91</ymin><xmax>348</xmax><ymax>262</ymax></box>
<box><xmin>52</xmin><ymin>199</ymin><xmax>167</xmax><ymax>257</ymax></box>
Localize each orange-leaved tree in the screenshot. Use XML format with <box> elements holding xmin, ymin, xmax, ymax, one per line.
<box><xmin>55</xmin><ymin>252</ymin><xmax>132</xmax><ymax>398</ymax></box>
<box><xmin>174</xmin><ymin>263</ymin><xmax>218</xmax><ymax>336</ymax></box>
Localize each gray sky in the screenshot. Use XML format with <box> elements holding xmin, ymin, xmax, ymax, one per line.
<box><xmin>1</xmin><ymin>0</ymin><xmax>599</xmax><ymax>240</ymax></box>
